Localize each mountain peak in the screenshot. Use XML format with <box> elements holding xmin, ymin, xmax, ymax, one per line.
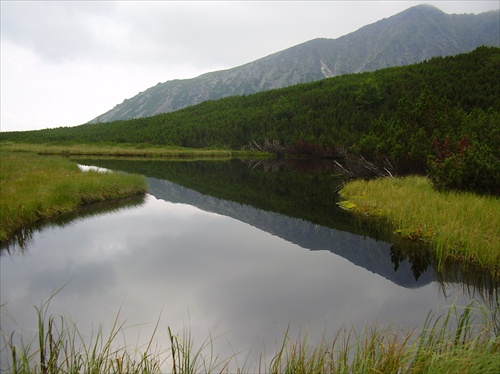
<box><xmin>89</xmin><ymin>5</ymin><xmax>499</xmax><ymax>124</ymax></box>
<box><xmin>409</xmin><ymin>4</ymin><xmax>442</xmax><ymax>12</ymax></box>
<box><xmin>396</xmin><ymin>4</ymin><xmax>445</xmax><ymax>19</ymax></box>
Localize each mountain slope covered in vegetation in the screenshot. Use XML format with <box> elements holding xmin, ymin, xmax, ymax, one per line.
<box><xmin>3</xmin><ymin>47</ymin><xmax>499</xmax><ymax>195</ymax></box>
<box><xmin>87</xmin><ymin>5</ymin><xmax>500</xmax><ymax>123</ymax></box>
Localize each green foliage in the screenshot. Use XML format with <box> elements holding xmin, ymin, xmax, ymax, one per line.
<box><xmin>428</xmin><ymin>137</ymin><xmax>500</xmax><ymax>195</ymax></box>
<box><xmin>2</xmin><ymin>47</ymin><xmax>499</xmax><ymax>194</ymax></box>
<box><xmin>360</xmin><ymin>88</ymin><xmax>472</xmax><ymax>172</ymax></box>
<box><xmin>426</xmin><ymin>109</ymin><xmax>500</xmax><ymax>195</ymax></box>
<box><xmin>357</xmin><ymin>81</ymin><xmax>499</xmax><ymax>194</ymax></box>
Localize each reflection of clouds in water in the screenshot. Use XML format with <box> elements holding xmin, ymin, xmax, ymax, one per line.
<box><xmin>144</xmin><ymin>194</ymin><xmax>206</xmax><ymax>217</ymax></box>
<box><xmin>0</xmin><ymin>194</ymin><xmax>474</xmax><ymax>371</ymax></box>
<box><xmin>77</xmin><ymin>164</ymin><xmax>111</xmax><ymax>173</ymax></box>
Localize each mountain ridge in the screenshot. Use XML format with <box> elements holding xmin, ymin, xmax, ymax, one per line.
<box><xmin>88</xmin><ymin>4</ymin><xmax>500</xmax><ymax>123</ymax></box>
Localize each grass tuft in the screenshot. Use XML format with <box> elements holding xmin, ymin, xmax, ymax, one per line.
<box><xmin>0</xmin><ymin>149</ymin><xmax>147</xmax><ymax>242</ymax></box>
<box><xmin>339</xmin><ymin>176</ymin><xmax>500</xmax><ymax>275</ymax></box>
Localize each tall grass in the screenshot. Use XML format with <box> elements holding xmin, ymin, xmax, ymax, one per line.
<box><xmin>2</xmin><ymin>294</ymin><xmax>165</xmax><ymax>373</ymax></box>
<box><xmin>167</xmin><ymin>326</ymin><xmax>234</xmax><ymax>374</ymax></box>
<box><xmin>339</xmin><ymin>176</ymin><xmax>500</xmax><ymax>275</ymax></box>
<box><xmin>2</xmin><ymin>298</ymin><xmax>499</xmax><ymax>373</ymax></box>
<box><xmin>0</xmin><ymin>149</ymin><xmax>147</xmax><ymax>242</ymax></box>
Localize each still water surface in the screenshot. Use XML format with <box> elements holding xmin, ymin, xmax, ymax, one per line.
<box><xmin>1</xmin><ymin>159</ymin><xmax>496</xmax><ymax>371</ymax></box>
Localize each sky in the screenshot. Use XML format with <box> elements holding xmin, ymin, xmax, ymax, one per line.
<box><xmin>1</xmin><ymin>1</ymin><xmax>499</xmax><ymax>132</ymax></box>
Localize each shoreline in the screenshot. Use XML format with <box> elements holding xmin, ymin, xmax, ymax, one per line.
<box><xmin>0</xmin><ymin>149</ymin><xmax>148</xmax><ymax>243</ymax></box>
<box><xmin>339</xmin><ymin>175</ymin><xmax>500</xmax><ymax>277</ymax></box>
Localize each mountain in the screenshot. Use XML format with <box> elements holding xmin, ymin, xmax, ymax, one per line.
<box><xmin>88</xmin><ymin>5</ymin><xmax>499</xmax><ymax>124</ymax></box>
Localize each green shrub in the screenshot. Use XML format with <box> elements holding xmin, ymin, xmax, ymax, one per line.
<box><xmin>428</xmin><ymin>137</ymin><xmax>500</xmax><ymax>195</ymax></box>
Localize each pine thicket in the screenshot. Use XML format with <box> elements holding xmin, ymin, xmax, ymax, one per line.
<box><xmin>2</xmin><ymin>47</ymin><xmax>499</xmax><ymax>194</ymax></box>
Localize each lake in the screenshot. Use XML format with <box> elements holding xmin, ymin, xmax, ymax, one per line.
<box><xmin>1</xmin><ymin>158</ymin><xmax>497</xmax><ymax>371</ymax></box>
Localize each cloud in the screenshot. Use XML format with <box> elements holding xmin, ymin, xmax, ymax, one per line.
<box><xmin>1</xmin><ymin>2</ymin><xmax>117</xmax><ymax>62</ymax></box>
<box><xmin>1</xmin><ymin>1</ymin><xmax>498</xmax><ymax>132</ymax></box>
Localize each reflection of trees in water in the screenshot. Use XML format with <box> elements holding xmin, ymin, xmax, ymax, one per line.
<box><xmin>437</xmin><ymin>262</ymin><xmax>499</xmax><ymax>301</ymax></box>
<box><xmin>389</xmin><ymin>239</ymin><xmax>500</xmax><ymax>334</ymax></box>
<box><xmin>245</xmin><ymin>156</ymin><xmax>393</xmax><ymax>180</ymax></box>
<box><xmin>436</xmin><ymin>262</ymin><xmax>500</xmax><ymax>334</ymax></box>
<box><xmin>391</xmin><ymin>244</ymin><xmax>500</xmax><ymax>308</ymax></box>
<box><xmin>389</xmin><ymin>235</ymin><xmax>500</xmax><ymax>332</ymax></box>
<box><xmin>351</xmin><ymin>214</ymin><xmax>435</xmax><ymax>281</ymax></box>
<box><xmin>245</xmin><ymin>158</ymin><xmax>339</xmax><ymax>173</ymax></box>
<box><xmin>245</xmin><ymin>158</ymin><xmax>353</xmax><ymax>193</ymax></box>
<box><xmin>390</xmin><ymin>242</ymin><xmax>433</xmax><ymax>281</ymax></box>
<box><xmin>344</xmin><ymin>197</ymin><xmax>499</xmax><ymax>313</ymax></box>
<box><xmin>0</xmin><ymin>196</ymin><xmax>145</xmax><ymax>254</ymax></box>
<box><xmin>67</xmin><ymin>158</ymin><xmax>498</xmax><ymax>303</ymax></box>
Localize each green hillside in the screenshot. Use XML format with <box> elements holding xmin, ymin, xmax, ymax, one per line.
<box><xmin>88</xmin><ymin>5</ymin><xmax>500</xmax><ymax>123</ymax></box>
<box><xmin>2</xmin><ymin>47</ymin><xmax>499</xmax><ymax>195</ymax></box>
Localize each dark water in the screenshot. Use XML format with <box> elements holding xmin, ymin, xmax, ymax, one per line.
<box><xmin>1</xmin><ymin>159</ymin><xmax>497</xmax><ymax>371</ymax></box>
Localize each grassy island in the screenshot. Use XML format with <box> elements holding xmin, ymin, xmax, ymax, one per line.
<box><xmin>339</xmin><ymin>176</ymin><xmax>500</xmax><ymax>275</ymax></box>
<box><xmin>0</xmin><ymin>149</ymin><xmax>148</xmax><ymax>242</ymax></box>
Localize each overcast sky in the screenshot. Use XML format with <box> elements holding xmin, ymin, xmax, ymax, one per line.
<box><xmin>1</xmin><ymin>1</ymin><xmax>499</xmax><ymax>132</ymax></box>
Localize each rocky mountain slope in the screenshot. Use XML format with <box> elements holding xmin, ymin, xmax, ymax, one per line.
<box><xmin>89</xmin><ymin>4</ymin><xmax>499</xmax><ymax>123</ymax></box>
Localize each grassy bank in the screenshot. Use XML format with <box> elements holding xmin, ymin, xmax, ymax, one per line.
<box><xmin>0</xmin><ymin>149</ymin><xmax>147</xmax><ymax>242</ymax></box>
<box><xmin>339</xmin><ymin>176</ymin><xmax>500</xmax><ymax>275</ymax></box>
<box><xmin>2</xmin><ymin>299</ymin><xmax>499</xmax><ymax>373</ymax></box>
<box><xmin>0</xmin><ymin>141</ymin><xmax>270</xmax><ymax>159</ymax></box>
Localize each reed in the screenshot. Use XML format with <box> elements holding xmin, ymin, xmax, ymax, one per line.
<box><xmin>339</xmin><ymin>176</ymin><xmax>500</xmax><ymax>275</ymax></box>
<box><xmin>0</xmin><ymin>149</ymin><xmax>147</xmax><ymax>242</ymax></box>
<box><xmin>2</xmin><ymin>299</ymin><xmax>498</xmax><ymax>373</ymax></box>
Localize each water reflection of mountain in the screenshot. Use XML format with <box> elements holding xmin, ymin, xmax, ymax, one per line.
<box><xmin>148</xmin><ymin>177</ymin><xmax>435</xmax><ymax>288</ymax></box>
